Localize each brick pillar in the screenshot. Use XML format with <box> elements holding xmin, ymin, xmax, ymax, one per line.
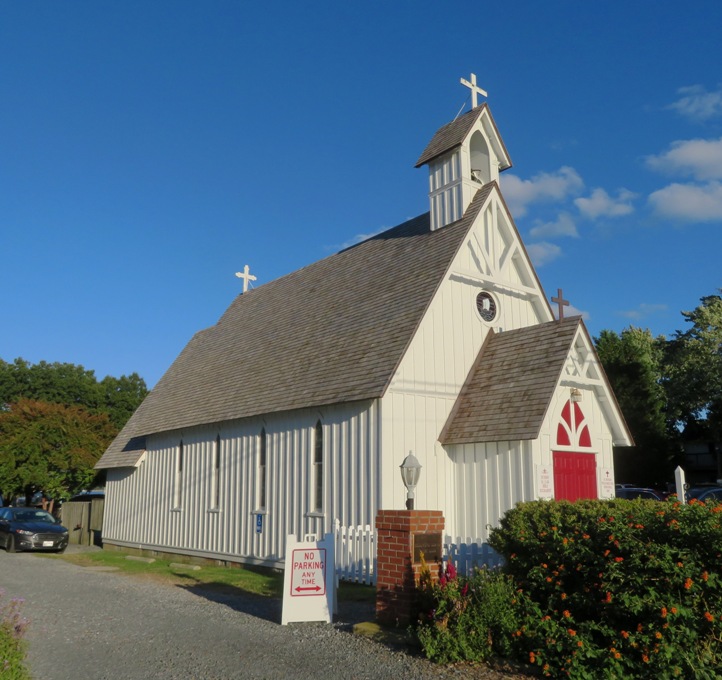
<box><xmin>375</xmin><ymin>509</ymin><xmax>444</xmax><ymax>627</ymax></box>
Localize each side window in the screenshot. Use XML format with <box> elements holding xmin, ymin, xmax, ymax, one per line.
<box><xmin>174</xmin><ymin>440</ymin><xmax>184</xmax><ymax>508</ymax></box>
<box><xmin>213</xmin><ymin>434</ymin><xmax>222</xmax><ymax>509</ymax></box>
<box><xmin>258</xmin><ymin>428</ymin><xmax>267</xmax><ymax>510</ymax></box>
<box><xmin>313</xmin><ymin>421</ymin><xmax>323</xmax><ymax>512</ymax></box>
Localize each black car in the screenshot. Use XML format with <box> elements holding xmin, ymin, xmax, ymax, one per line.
<box><xmin>686</xmin><ymin>486</ymin><xmax>722</xmax><ymax>503</ymax></box>
<box><xmin>0</xmin><ymin>507</ymin><xmax>69</xmax><ymax>553</ymax></box>
<box><xmin>615</xmin><ymin>487</ymin><xmax>663</xmax><ymax>500</ymax></box>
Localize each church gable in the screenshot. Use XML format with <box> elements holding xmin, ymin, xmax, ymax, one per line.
<box><xmin>450</xmin><ymin>185</ymin><xmax>552</xmax><ymax>326</ymax></box>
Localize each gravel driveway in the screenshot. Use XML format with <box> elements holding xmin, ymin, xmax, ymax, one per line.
<box><xmin>0</xmin><ymin>549</ymin><xmax>532</xmax><ymax>679</ymax></box>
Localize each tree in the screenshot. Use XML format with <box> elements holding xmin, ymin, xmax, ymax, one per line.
<box><xmin>595</xmin><ymin>327</ymin><xmax>674</xmax><ymax>485</ymax></box>
<box><xmin>0</xmin><ymin>358</ymin><xmax>148</xmax><ymax>427</ymax></box>
<box><xmin>0</xmin><ymin>399</ymin><xmax>117</xmax><ymax>502</ymax></box>
<box><xmin>665</xmin><ymin>292</ymin><xmax>722</xmax><ymax>446</ymax></box>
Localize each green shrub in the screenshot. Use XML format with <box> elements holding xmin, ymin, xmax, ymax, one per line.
<box><xmin>0</xmin><ymin>590</ymin><xmax>30</xmax><ymax>680</ymax></box>
<box><xmin>415</xmin><ymin>558</ymin><xmax>523</xmax><ymax>664</ymax></box>
<box><xmin>488</xmin><ymin>498</ymin><xmax>722</xmax><ymax>678</ymax></box>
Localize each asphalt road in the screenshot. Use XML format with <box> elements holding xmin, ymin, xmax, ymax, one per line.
<box><xmin>0</xmin><ymin>549</ymin><xmax>527</xmax><ymax>680</ymax></box>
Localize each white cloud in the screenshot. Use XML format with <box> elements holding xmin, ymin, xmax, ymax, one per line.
<box><xmin>667</xmin><ymin>85</ymin><xmax>722</xmax><ymax>122</ymax></box>
<box><xmin>500</xmin><ymin>166</ymin><xmax>583</xmax><ymax>217</ymax></box>
<box><xmin>645</xmin><ymin>137</ymin><xmax>722</xmax><ymax>181</ymax></box>
<box><xmin>529</xmin><ymin>211</ymin><xmax>578</xmax><ymax>239</ymax></box>
<box><xmin>618</xmin><ymin>303</ymin><xmax>668</xmax><ymax>321</ymax></box>
<box><xmin>526</xmin><ymin>241</ymin><xmax>562</xmax><ymax>266</ymax></box>
<box><xmin>648</xmin><ymin>181</ymin><xmax>722</xmax><ymax>221</ymax></box>
<box><xmin>574</xmin><ymin>188</ymin><xmax>636</xmax><ymax>219</ymax></box>
<box><xmin>552</xmin><ymin>303</ymin><xmax>589</xmax><ymax>321</ymax></box>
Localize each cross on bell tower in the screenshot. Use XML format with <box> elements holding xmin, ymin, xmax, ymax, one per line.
<box><xmin>460</xmin><ymin>73</ymin><xmax>488</xmax><ymax>109</ymax></box>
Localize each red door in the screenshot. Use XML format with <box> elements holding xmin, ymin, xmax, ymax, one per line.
<box><xmin>552</xmin><ymin>399</ymin><xmax>597</xmax><ymax>501</ymax></box>
<box><xmin>553</xmin><ymin>451</ymin><xmax>597</xmax><ymax>501</ymax></box>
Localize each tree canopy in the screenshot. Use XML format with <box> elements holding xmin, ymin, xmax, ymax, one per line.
<box><xmin>595</xmin><ymin>289</ymin><xmax>722</xmax><ymax>487</ymax></box>
<box><xmin>0</xmin><ymin>358</ymin><xmax>148</xmax><ymax>428</ymax></box>
<box><xmin>0</xmin><ymin>399</ymin><xmax>117</xmax><ymax>502</ymax></box>
<box><xmin>0</xmin><ymin>358</ymin><xmax>148</xmax><ymax>501</ymax></box>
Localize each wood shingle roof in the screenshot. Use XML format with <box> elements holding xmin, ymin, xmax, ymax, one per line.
<box><xmin>96</xmin><ymin>184</ymin><xmax>496</xmax><ymax>469</ymax></box>
<box><xmin>440</xmin><ymin>317</ymin><xmax>582</xmax><ymax>445</ymax></box>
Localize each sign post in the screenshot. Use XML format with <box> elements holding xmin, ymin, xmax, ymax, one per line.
<box><xmin>281</xmin><ymin>533</ymin><xmax>336</xmax><ymax>625</ymax></box>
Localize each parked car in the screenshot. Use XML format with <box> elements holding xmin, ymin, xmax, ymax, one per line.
<box><xmin>0</xmin><ymin>507</ymin><xmax>69</xmax><ymax>553</ymax></box>
<box><xmin>615</xmin><ymin>487</ymin><xmax>663</xmax><ymax>500</ymax></box>
<box><xmin>686</xmin><ymin>486</ymin><xmax>722</xmax><ymax>503</ymax></box>
<box><xmin>68</xmin><ymin>491</ymin><xmax>105</xmax><ymax>502</ymax></box>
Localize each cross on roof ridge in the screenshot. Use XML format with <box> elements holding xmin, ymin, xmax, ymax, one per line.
<box><xmin>235</xmin><ymin>264</ymin><xmax>257</xmax><ymax>293</ymax></box>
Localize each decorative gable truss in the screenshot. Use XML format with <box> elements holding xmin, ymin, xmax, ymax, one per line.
<box><xmin>449</xmin><ymin>186</ymin><xmax>553</xmax><ymax>327</ymax></box>
<box><xmin>558</xmin><ymin>325</ymin><xmax>632</xmax><ymax>447</ymax></box>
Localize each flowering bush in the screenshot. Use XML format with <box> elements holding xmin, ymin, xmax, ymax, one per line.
<box><xmin>0</xmin><ymin>589</ymin><xmax>30</xmax><ymax>680</ymax></box>
<box><xmin>415</xmin><ymin>557</ymin><xmax>522</xmax><ymax>664</ymax></box>
<box><xmin>488</xmin><ymin>498</ymin><xmax>722</xmax><ymax>678</ymax></box>
<box><xmin>415</xmin><ymin>499</ymin><xmax>722</xmax><ymax>677</ymax></box>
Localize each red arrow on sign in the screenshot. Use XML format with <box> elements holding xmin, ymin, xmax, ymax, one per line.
<box><xmin>295</xmin><ymin>585</ymin><xmax>322</xmax><ymax>593</ymax></box>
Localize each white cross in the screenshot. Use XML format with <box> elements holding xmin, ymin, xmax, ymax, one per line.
<box><xmin>235</xmin><ymin>264</ymin><xmax>257</xmax><ymax>293</ymax></box>
<box><xmin>460</xmin><ymin>73</ymin><xmax>488</xmax><ymax>109</ymax></box>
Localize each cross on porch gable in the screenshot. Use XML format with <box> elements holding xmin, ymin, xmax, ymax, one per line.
<box><xmin>552</xmin><ymin>288</ymin><xmax>570</xmax><ymax>320</ymax></box>
<box><xmin>460</xmin><ymin>73</ymin><xmax>488</xmax><ymax>109</ymax></box>
<box><xmin>235</xmin><ymin>264</ymin><xmax>257</xmax><ymax>293</ymax></box>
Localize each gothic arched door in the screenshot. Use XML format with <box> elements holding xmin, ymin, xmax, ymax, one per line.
<box><xmin>553</xmin><ymin>399</ymin><xmax>597</xmax><ymax>501</ymax></box>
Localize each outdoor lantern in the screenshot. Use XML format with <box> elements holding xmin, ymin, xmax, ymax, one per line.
<box><xmin>570</xmin><ymin>387</ymin><xmax>583</xmax><ymax>403</ymax></box>
<box><xmin>400</xmin><ymin>451</ymin><xmax>422</xmax><ymax>510</ymax></box>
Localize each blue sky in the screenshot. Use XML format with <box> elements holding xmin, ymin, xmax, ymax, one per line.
<box><xmin>2</xmin><ymin>1</ymin><xmax>721</xmax><ymax>388</ymax></box>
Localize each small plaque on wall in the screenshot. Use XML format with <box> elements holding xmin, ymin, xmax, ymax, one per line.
<box><xmin>413</xmin><ymin>532</ymin><xmax>442</xmax><ymax>563</ymax></box>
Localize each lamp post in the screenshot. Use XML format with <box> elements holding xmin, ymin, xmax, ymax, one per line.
<box><xmin>400</xmin><ymin>452</ymin><xmax>422</xmax><ymax>510</ymax></box>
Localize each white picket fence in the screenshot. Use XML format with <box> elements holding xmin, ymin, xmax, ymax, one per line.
<box><xmin>333</xmin><ymin>520</ymin><xmax>377</xmax><ymax>585</ymax></box>
<box><xmin>306</xmin><ymin>521</ymin><xmax>377</xmax><ymax>585</ymax></box>
<box><xmin>308</xmin><ymin>524</ymin><xmax>502</xmax><ymax>586</ymax></box>
<box><xmin>444</xmin><ymin>537</ymin><xmax>504</xmax><ymax>575</ymax></box>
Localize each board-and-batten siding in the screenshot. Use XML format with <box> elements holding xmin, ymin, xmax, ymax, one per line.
<box><xmin>380</xmin><ymin>197</ymin><xmax>549</xmax><ymax>523</ymax></box>
<box><xmin>102</xmin><ymin>400</ymin><xmax>379</xmax><ymax>567</ymax></box>
<box><xmin>450</xmin><ymin>440</ymin><xmax>534</xmax><ymax>541</ymax></box>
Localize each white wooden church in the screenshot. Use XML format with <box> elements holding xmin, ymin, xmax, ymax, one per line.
<box><xmin>96</xmin><ymin>75</ymin><xmax>631</xmax><ymax>568</ymax></box>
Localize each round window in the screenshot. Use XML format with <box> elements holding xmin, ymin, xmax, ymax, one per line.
<box><xmin>476</xmin><ymin>292</ymin><xmax>497</xmax><ymax>322</ymax></box>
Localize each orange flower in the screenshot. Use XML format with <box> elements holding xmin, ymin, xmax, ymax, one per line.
<box><xmin>660</xmin><ymin>607</ymin><xmax>668</xmax><ymax>618</ymax></box>
<box><xmin>676</xmin><ymin>562</ymin><xmax>683</xmax><ymax>568</ymax></box>
<box><xmin>582</xmin><ymin>533</ymin><xmax>590</xmax><ymax>539</ymax></box>
<box><xmin>563</xmin><ymin>610</ymin><xmax>571</xmax><ymax>618</ymax></box>
<box><xmin>567</xmin><ymin>628</ymin><xmax>576</xmax><ymax>636</ymax></box>
<box><xmin>561</xmin><ymin>592</ymin><xmax>567</xmax><ymax>600</ymax></box>
<box><xmin>605</xmin><ymin>592</ymin><xmax>613</xmax><ymax>603</ymax></box>
<box><xmin>655</xmin><ymin>631</ymin><xmax>662</xmax><ymax>639</ymax></box>
<box><xmin>615</xmin><ymin>556</ymin><xmax>624</xmax><ymax>562</ymax></box>
<box><xmin>702</xmin><ymin>571</ymin><xmax>709</xmax><ymax>582</ymax></box>
<box><xmin>643</xmin><ymin>654</ymin><xmax>650</xmax><ymax>663</ymax></box>
<box><xmin>671</xmin><ymin>607</ymin><xmax>678</xmax><ymax>614</ymax></box>
<box><xmin>621</xmin><ymin>630</ymin><xmax>629</xmax><ymax>639</ymax></box>
<box><xmin>705</xmin><ymin>612</ymin><xmax>714</xmax><ymax>622</ymax></box>
<box><xmin>529</xmin><ymin>651</ymin><xmax>536</xmax><ymax>663</ymax></box>
<box><xmin>577</xmin><ymin>640</ymin><xmax>583</xmax><ymax>648</ymax></box>
<box><xmin>684</xmin><ymin>577</ymin><xmax>693</xmax><ymax>590</ymax></box>
<box><xmin>614</xmin><ymin>651</ymin><xmax>621</xmax><ymax>659</ymax></box>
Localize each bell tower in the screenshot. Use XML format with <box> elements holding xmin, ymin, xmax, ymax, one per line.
<box><xmin>415</xmin><ymin>74</ymin><xmax>512</xmax><ymax>231</ymax></box>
